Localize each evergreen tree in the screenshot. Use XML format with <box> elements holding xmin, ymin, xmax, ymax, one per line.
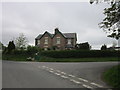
<box><xmin>101</xmin><ymin>44</ymin><xmax>107</xmax><ymax>50</ymax></box>
<box><xmin>7</xmin><ymin>41</ymin><xmax>15</xmax><ymax>53</ymax></box>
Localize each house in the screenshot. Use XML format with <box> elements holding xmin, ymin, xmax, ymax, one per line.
<box><xmin>35</xmin><ymin>28</ymin><xmax>77</xmax><ymax>50</ymax></box>
<box><xmin>107</xmin><ymin>47</ymin><xmax>120</xmax><ymax>51</ymax></box>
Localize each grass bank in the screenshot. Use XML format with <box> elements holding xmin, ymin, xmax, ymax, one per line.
<box><xmin>39</xmin><ymin>57</ymin><xmax>119</xmax><ymax>62</ymax></box>
<box><xmin>103</xmin><ymin>65</ymin><xmax>120</xmax><ymax>88</ymax></box>
<box><xmin>2</xmin><ymin>54</ymin><xmax>119</xmax><ymax>62</ymax></box>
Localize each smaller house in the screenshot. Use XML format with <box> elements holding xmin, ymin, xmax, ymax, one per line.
<box><xmin>107</xmin><ymin>47</ymin><xmax>120</xmax><ymax>51</ymax></box>
<box><xmin>35</xmin><ymin>28</ymin><xmax>77</xmax><ymax>50</ymax></box>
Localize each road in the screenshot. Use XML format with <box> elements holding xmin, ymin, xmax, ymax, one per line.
<box><xmin>2</xmin><ymin>60</ymin><xmax>119</xmax><ymax>89</ymax></box>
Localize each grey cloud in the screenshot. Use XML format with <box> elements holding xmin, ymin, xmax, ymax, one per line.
<box><xmin>2</xmin><ymin>2</ymin><xmax>116</xmax><ymax>49</ymax></box>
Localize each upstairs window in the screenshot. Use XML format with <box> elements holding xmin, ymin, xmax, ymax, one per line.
<box><xmin>37</xmin><ymin>40</ymin><xmax>40</xmax><ymax>45</ymax></box>
<box><xmin>44</xmin><ymin>37</ymin><xmax>48</xmax><ymax>44</ymax></box>
<box><xmin>56</xmin><ymin>37</ymin><xmax>60</xmax><ymax>44</ymax></box>
<box><xmin>68</xmin><ymin>39</ymin><xmax>71</xmax><ymax>44</ymax></box>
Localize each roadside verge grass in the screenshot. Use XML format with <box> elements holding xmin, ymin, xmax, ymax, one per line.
<box><xmin>39</xmin><ymin>57</ymin><xmax>119</xmax><ymax>62</ymax></box>
<box><xmin>103</xmin><ymin>65</ymin><xmax>120</xmax><ymax>88</ymax></box>
<box><xmin>2</xmin><ymin>54</ymin><xmax>119</xmax><ymax>62</ymax></box>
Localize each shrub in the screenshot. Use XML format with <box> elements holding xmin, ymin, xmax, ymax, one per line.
<box><xmin>40</xmin><ymin>50</ymin><xmax>120</xmax><ymax>58</ymax></box>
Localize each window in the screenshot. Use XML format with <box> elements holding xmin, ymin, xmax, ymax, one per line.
<box><xmin>44</xmin><ymin>37</ymin><xmax>48</xmax><ymax>44</ymax></box>
<box><xmin>68</xmin><ymin>39</ymin><xmax>71</xmax><ymax>44</ymax></box>
<box><xmin>56</xmin><ymin>37</ymin><xmax>60</xmax><ymax>44</ymax></box>
<box><xmin>44</xmin><ymin>46</ymin><xmax>48</xmax><ymax>50</ymax></box>
<box><xmin>37</xmin><ymin>40</ymin><xmax>40</xmax><ymax>45</ymax></box>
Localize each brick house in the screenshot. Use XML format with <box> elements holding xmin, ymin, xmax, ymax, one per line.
<box><xmin>35</xmin><ymin>28</ymin><xmax>77</xmax><ymax>50</ymax></box>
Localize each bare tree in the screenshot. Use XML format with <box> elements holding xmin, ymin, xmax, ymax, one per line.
<box><xmin>15</xmin><ymin>33</ymin><xmax>28</xmax><ymax>50</ymax></box>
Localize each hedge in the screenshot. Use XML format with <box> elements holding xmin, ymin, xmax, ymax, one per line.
<box><xmin>40</xmin><ymin>50</ymin><xmax>120</xmax><ymax>58</ymax></box>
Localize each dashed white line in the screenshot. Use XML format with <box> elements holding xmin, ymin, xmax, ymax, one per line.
<box><xmin>82</xmin><ymin>84</ymin><xmax>92</xmax><ymax>88</ymax></box>
<box><xmin>56</xmin><ymin>70</ymin><xmax>61</xmax><ymax>72</ymax></box>
<box><xmin>40</xmin><ymin>66</ymin><xmax>104</xmax><ymax>88</ymax></box>
<box><xmin>78</xmin><ymin>78</ymin><xmax>88</xmax><ymax>82</ymax></box>
<box><xmin>69</xmin><ymin>74</ymin><xmax>75</xmax><ymax>77</ymax></box>
<box><xmin>42</xmin><ymin>66</ymin><xmax>46</xmax><ymax>68</ymax></box>
<box><xmin>60</xmin><ymin>75</ymin><xmax>69</xmax><ymax>79</ymax></box>
<box><xmin>90</xmin><ymin>82</ymin><xmax>103</xmax><ymax>88</ymax></box>
<box><xmin>54</xmin><ymin>73</ymin><xmax>61</xmax><ymax>76</ymax></box>
<box><xmin>60</xmin><ymin>72</ymin><xmax>66</xmax><ymax>74</ymax></box>
<box><xmin>49</xmin><ymin>68</ymin><xmax>54</xmax><ymax>70</ymax></box>
<box><xmin>70</xmin><ymin>79</ymin><xmax>81</xmax><ymax>84</ymax></box>
<box><xmin>49</xmin><ymin>70</ymin><xmax>54</xmax><ymax>73</ymax></box>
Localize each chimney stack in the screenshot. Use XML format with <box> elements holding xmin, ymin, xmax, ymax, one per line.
<box><xmin>55</xmin><ymin>28</ymin><xmax>59</xmax><ymax>34</ymax></box>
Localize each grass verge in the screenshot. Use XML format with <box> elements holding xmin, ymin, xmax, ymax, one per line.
<box><xmin>2</xmin><ymin>54</ymin><xmax>119</xmax><ymax>62</ymax></box>
<box><xmin>39</xmin><ymin>57</ymin><xmax>119</xmax><ymax>62</ymax></box>
<box><xmin>103</xmin><ymin>65</ymin><xmax>120</xmax><ymax>88</ymax></box>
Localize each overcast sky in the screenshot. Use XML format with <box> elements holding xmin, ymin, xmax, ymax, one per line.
<box><xmin>2</xmin><ymin>1</ymin><xmax>119</xmax><ymax>49</ymax></box>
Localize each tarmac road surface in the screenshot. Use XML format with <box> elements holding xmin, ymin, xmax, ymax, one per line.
<box><xmin>2</xmin><ymin>60</ymin><xmax>119</xmax><ymax>89</ymax></box>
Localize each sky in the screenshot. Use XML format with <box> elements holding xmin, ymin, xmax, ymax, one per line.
<box><xmin>1</xmin><ymin>1</ymin><xmax>119</xmax><ymax>49</ymax></box>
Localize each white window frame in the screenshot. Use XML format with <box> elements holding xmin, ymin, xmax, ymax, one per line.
<box><xmin>68</xmin><ymin>39</ymin><xmax>71</xmax><ymax>44</ymax></box>
<box><xmin>44</xmin><ymin>37</ymin><xmax>48</xmax><ymax>44</ymax></box>
<box><xmin>56</xmin><ymin>37</ymin><xmax>60</xmax><ymax>44</ymax></box>
<box><xmin>37</xmin><ymin>40</ymin><xmax>40</xmax><ymax>45</ymax></box>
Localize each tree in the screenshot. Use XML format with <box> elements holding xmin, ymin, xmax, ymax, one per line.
<box><xmin>101</xmin><ymin>44</ymin><xmax>107</xmax><ymax>50</ymax></box>
<box><xmin>7</xmin><ymin>41</ymin><xmax>15</xmax><ymax>53</ymax></box>
<box><xmin>15</xmin><ymin>33</ymin><xmax>28</xmax><ymax>50</ymax></box>
<box><xmin>0</xmin><ymin>42</ymin><xmax>3</xmax><ymax>50</ymax></box>
<box><xmin>90</xmin><ymin>0</ymin><xmax>120</xmax><ymax>40</ymax></box>
<box><xmin>76</xmin><ymin>42</ymin><xmax>91</xmax><ymax>50</ymax></box>
<box><xmin>112</xmin><ymin>41</ymin><xmax>117</xmax><ymax>47</ymax></box>
<box><xmin>27</xmin><ymin>45</ymin><xmax>41</xmax><ymax>55</ymax></box>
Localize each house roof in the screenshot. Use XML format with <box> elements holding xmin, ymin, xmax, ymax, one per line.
<box><xmin>63</xmin><ymin>33</ymin><xmax>76</xmax><ymax>38</ymax></box>
<box><xmin>35</xmin><ymin>34</ymin><xmax>42</xmax><ymax>39</ymax></box>
<box><xmin>35</xmin><ymin>32</ymin><xmax>76</xmax><ymax>40</ymax></box>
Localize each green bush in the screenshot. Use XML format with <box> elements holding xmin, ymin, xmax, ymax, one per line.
<box><xmin>40</xmin><ymin>50</ymin><xmax>120</xmax><ymax>58</ymax></box>
<box><xmin>103</xmin><ymin>65</ymin><xmax>120</xmax><ymax>88</ymax></box>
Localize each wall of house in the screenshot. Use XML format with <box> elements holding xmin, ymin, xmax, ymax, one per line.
<box><xmin>52</xmin><ymin>33</ymin><xmax>66</xmax><ymax>50</ymax></box>
<box><xmin>38</xmin><ymin>33</ymin><xmax>52</xmax><ymax>49</ymax></box>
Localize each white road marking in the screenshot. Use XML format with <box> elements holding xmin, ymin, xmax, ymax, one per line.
<box><xmin>70</xmin><ymin>79</ymin><xmax>81</xmax><ymax>84</ymax></box>
<box><xmin>56</xmin><ymin>70</ymin><xmax>61</xmax><ymax>72</ymax></box>
<box><xmin>69</xmin><ymin>74</ymin><xmax>75</xmax><ymax>77</ymax></box>
<box><xmin>40</xmin><ymin>66</ymin><xmax>104</xmax><ymax>88</ymax></box>
<box><xmin>60</xmin><ymin>75</ymin><xmax>69</xmax><ymax>79</ymax></box>
<box><xmin>60</xmin><ymin>72</ymin><xmax>66</xmax><ymax>74</ymax></box>
<box><xmin>91</xmin><ymin>82</ymin><xmax>103</xmax><ymax>88</ymax></box>
<box><xmin>49</xmin><ymin>70</ymin><xmax>54</xmax><ymax>73</ymax></box>
<box><xmin>42</xmin><ymin>66</ymin><xmax>46</xmax><ymax>68</ymax></box>
<box><xmin>82</xmin><ymin>84</ymin><xmax>92</xmax><ymax>88</ymax></box>
<box><xmin>49</xmin><ymin>68</ymin><xmax>54</xmax><ymax>70</ymax></box>
<box><xmin>54</xmin><ymin>73</ymin><xmax>61</xmax><ymax>76</ymax></box>
<box><xmin>78</xmin><ymin>78</ymin><xmax>88</xmax><ymax>82</ymax></box>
